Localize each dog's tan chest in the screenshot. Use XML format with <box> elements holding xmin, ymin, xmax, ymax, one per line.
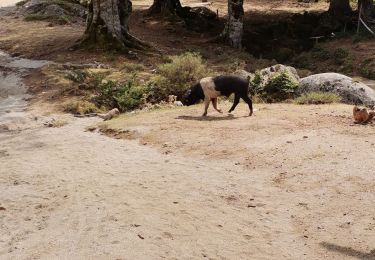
<box><xmin>200</xmin><ymin>77</ymin><xmax>221</xmax><ymax>99</ymax></box>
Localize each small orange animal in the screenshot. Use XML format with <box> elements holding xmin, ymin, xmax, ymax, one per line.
<box><xmin>353</xmin><ymin>106</ymin><xmax>375</xmax><ymax>124</ymax></box>
<box><xmin>168</xmin><ymin>95</ymin><xmax>177</xmax><ymax>104</ymax></box>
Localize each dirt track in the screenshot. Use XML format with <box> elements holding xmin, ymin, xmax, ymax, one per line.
<box><xmin>1</xmin><ymin>0</ymin><xmax>375</xmax><ymax>258</ymax></box>
<box><xmin>1</xmin><ymin>103</ymin><xmax>375</xmax><ymax>259</ymax></box>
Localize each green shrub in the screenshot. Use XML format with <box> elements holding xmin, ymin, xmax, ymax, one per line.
<box><xmin>65</xmin><ymin>70</ymin><xmax>87</xmax><ymax>83</ymax></box>
<box><xmin>157</xmin><ymin>52</ymin><xmax>209</xmax><ymax>95</ymax></box>
<box><xmin>122</xmin><ymin>63</ymin><xmax>146</xmax><ymax>73</ymax></box>
<box><xmin>94</xmin><ymin>76</ymin><xmax>149</xmax><ymax>111</ymax></box>
<box><xmin>294</xmin><ymin>92</ymin><xmax>341</xmax><ymax>104</ymax></box>
<box><xmin>292</xmin><ymin>53</ymin><xmax>311</xmax><ymax>69</ymax></box>
<box><xmin>275</xmin><ymin>47</ymin><xmax>293</xmax><ymax>62</ymax></box>
<box><xmin>311</xmin><ymin>46</ymin><xmax>331</xmax><ymax>61</ymax></box>
<box><xmin>333</xmin><ymin>48</ymin><xmax>349</xmax><ymax>60</ymax></box>
<box><xmin>262</xmin><ymin>72</ymin><xmax>299</xmax><ymax>102</ymax></box>
<box><xmin>359</xmin><ymin>62</ymin><xmax>375</xmax><ymax>80</ymax></box>
<box><xmin>250</xmin><ymin>70</ymin><xmax>263</xmax><ymax>95</ymax></box>
<box><xmin>62</xmin><ymin>100</ymin><xmax>99</xmax><ymax>114</ymax></box>
<box><xmin>333</xmin><ymin>48</ymin><xmax>349</xmax><ymax>64</ymax></box>
<box><xmin>114</xmin><ymin>81</ymin><xmax>149</xmax><ymax>111</ymax></box>
<box><xmin>145</xmin><ymin>75</ymin><xmax>171</xmax><ymax>103</ymax></box>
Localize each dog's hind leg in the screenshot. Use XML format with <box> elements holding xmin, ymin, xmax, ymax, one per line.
<box><xmin>212</xmin><ymin>98</ymin><xmax>223</xmax><ymax>113</ymax></box>
<box><xmin>228</xmin><ymin>94</ymin><xmax>240</xmax><ymax>113</ymax></box>
<box><xmin>202</xmin><ymin>97</ymin><xmax>210</xmax><ymax>116</ymax></box>
<box><xmin>242</xmin><ymin>95</ymin><xmax>253</xmax><ymax>116</ymax></box>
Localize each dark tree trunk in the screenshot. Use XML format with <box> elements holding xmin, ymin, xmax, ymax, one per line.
<box><xmin>80</xmin><ymin>0</ymin><xmax>145</xmax><ymax>51</ymax></box>
<box><xmin>359</xmin><ymin>0</ymin><xmax>374</xmax><ymax>18</ymax></box>
<box><xmin>148</xmin><ymin>0</ymin><xmax>183</xmax><ymax>16</ymax></box>
<box><xmin>329</xmin><ymin>0</ymin><xmax>352</xmax><ymax>16</ymax></box>
<box><xmin>221</xmin><ymin>0</ymin><xmax>244</xmax><ymax>48</ymax></box>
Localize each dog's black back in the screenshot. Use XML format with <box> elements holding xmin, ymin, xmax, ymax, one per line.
<box><xmin>183</xmin><ymin>75</ymin><xmax>253</xmax><ymax>116</ymax></box>
<box><xmin>212</xmin><ymin>75</ymin><xmax>249</xmax><ymax>97</ymax></box>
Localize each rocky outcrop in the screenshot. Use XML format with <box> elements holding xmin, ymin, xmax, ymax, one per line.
<box><xmin>20</xmin><ymin>0</ymin><xmax>87</xmax><ymax>22</ymax></box>
<box><xmin>298</xmin><ymin>73</ymin><xmax>375</xmax><ymax>105</ymax></box>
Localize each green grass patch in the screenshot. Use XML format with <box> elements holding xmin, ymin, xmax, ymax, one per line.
<box><xmin>62</xmin><ymin>100</ymin><xmax>100</xmax><ymax>114</ymax></box>
<box><xmin>294</xmin><ymin>92</ymin><xmax>341</xmax><ymax>105</ymax></box>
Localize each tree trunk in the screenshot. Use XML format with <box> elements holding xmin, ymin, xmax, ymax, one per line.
<box><xmin>329</xmin><ymin>0</ymin><xmax>352</xmax><ymax>16</ymax></box>
<box><xmin>221</xmin><ymin>0</ymin><xmax>244</xmax><ymax>49</ymax></box>
<box><xmin>148</xmin><ymin>0</ymin><xmax>183</xmax><ymax>16</ymax></box>
<box><xmin>80</xmin><ymin>0</ymin><xmax>144</xmax><ymax>51</ymax></box>
<box><xmin>359</xmin><ymin>0</ymin><xmax>374</xmax><ymax>18</ymax></box>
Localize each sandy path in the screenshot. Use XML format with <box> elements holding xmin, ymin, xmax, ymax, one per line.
<box><xmin>1</xmin><ymin>103</ymin><xmax>374</xmax><ymax>259</ymax></box>
<box><xmin>0</xmin><ymin>117</ymin><xmax>305</xmax><ymax>259</ymax></box>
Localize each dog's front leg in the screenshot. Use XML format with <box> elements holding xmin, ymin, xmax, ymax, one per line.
<box><xmin>202</xmin><ymin>97</ymin><xmax>210</xmax><ymax>116</ymax></box>
<box><xmin>212</xmin><ymin>98</ymin><xmax>223</xmax><ymax>113</ymax></box>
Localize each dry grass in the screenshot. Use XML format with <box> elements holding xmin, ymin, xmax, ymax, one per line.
<box><xmin>295</xmin><ymin>92</ymin><xmax>342</xmax><ymax>105</ymax></box>
<box><xmin>62</xmin><ymin>100</ymin><xmax>100</xmax><ymax>114</ymax></box>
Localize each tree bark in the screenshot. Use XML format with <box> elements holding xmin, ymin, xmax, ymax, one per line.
<box><xmin>359</xmin><ymin>0</ymin><xmax>374</xmax><ymax>18</ymax></box>
<box><xmin>221</xmin><ymin>0</ymin><xmax>244</xmax><ymax>49</ymax></box>
<box><xmin>329</xmin><ymin>0</ymin><xmax>352</xmax><ymax>16</ymax></box>
<box><xmin>80</xmin><ymin>0</ymin><xmax>145</xmax><ymax>51</ymax></box>
<box><xmin>148</xmin><ymin>0</ymin><xmax>183</xmax><ymax>16</ymax></box>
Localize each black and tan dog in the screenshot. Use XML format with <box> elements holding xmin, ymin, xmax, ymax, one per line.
<box><xmin>183</xmin><ymin>75</ymin><xmax>253</xmax><ymax>116</ymax></box>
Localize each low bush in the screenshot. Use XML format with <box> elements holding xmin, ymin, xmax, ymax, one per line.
<box><xmin>261</xmin><ymin>72</ymin><xmax>299</xmax><ymax>102</ymax></box>
<box><xmin>94</xmin><ymin>76</ymin><xmax>150</xmax><ymax>111</ymax></box>
<box><xmin>62</xmin><ymin>100</ymin><xmax>100</xmax><ymax>114</ymax></box>
<box><xmin>294</xmin><ymin>92</ymin><xmax>341</xmax><ymax>104</ymax></box>
<box><xmin>250</xmin><ymin>70</ymin><xmax>263</xmax><ymax>95</ymax></box>
<box><xmin>157</xmin><ymin>52</ymin><xmax>210</xmax><ymax>96</ymax></box>
<box><xmin>333</xmin><ymin>48</ymin><xmax>349</xmax><ymax>65</ymax></box>
<box><xmin>359</xmin><ymin>63</ymin><xmax>375</xmax><ymax>80</ymax></box>
<box><xmin>311</xmin><ymin>46</ymin><xmax>331</xmax><ymax>61</ymax></box>
<box><xmin>64</xmin><ymin>70</ymin><xmax>87</xmax><ymax>83</ymax></box>
<box><xmin>122</xmin><ymin>63</ymin><xmax>146</xmax><ymax>73</ymax></box>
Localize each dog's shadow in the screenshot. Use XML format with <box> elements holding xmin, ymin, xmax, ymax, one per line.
<box><xmin>176</xmin><ymin>114</ymin><xmax>243</xmax><ymax>121</ymax></box>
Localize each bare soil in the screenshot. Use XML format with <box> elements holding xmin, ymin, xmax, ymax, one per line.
<box><xmin>1</xmin><ymin>102</ymin><xmax>375</xmax><ymax>259</ymax></box>
<box><xmin>1</xmin><ymin>1</ymin><xmax>375</xmax><ymax>259</ymax></box>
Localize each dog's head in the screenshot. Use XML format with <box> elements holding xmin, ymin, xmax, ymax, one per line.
<box><xmin>168</xmin><ymin>95</ymin><xmax>177</xmax><ymax>103</ymax></box>
<box><xmin>183</xmin><ymin>82</ymin><xmax>205</xmax><ymax>106</ymax></box>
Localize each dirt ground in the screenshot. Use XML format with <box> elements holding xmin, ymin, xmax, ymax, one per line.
<box><xmin>1</xmin><ymin>0</ymin><xmax>375</xmax><ymax>259</ymax></box>
<box><xmin>1</xmin><ymin>102</ymin><xmax>375</xmax><ymax>259</ymax></box>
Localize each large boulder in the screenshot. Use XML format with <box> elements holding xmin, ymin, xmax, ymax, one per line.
<box><xmin>233</xmin><ymin>69</ymin><xmax>253</xmax><ymax>81</ymax></box>
<box><xmin>21</xmin><ymin>0</ymin><xmax>86</xmax><ymax>20</ymax></box>
<box><xmin>235</xmin><ymin>64</ymin><xmax>300</xmax><ymax>101</ymax></box>
<box><xmin>235</xmin><ymin>64</ymin><xmax>299</xmax><ymax>85</ymax></box>
<box><xmin>298</xmin><ymin>73</ymin><xmax>375</xmax><ymax>105</ymax></box>
<box><xmin>257</xmin><ymin>64</ymin><xmax>300</xmax><ymax>86</ymax></box>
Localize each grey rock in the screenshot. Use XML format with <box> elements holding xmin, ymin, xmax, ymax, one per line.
<box><xmin>234</xmin><ymin>69</ymin><xmax>253</xmax><ymax>81</ymax></box>
<box><xmin>235</xmin><ymin>64</ymin><xmax>299</xmax><ymax>95</ymax></box>
<box><xmin>42</xmin><ymin>4</ymin><xmax>65</xmax><ymax>16</ymax></box>
<box><xmin>298</xmin><ymin>73</ymin><xmax>375</xmax><ymax>105</ymax></box>
<box><xmin>258</xmin><ymin>64</ymin><xmax>300</xmax><ymax>84</ymax></box>
<box><xmin>22</xmin><ymin>0</ymin><xmax>86</xmax><ymax>18</ymax></box>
